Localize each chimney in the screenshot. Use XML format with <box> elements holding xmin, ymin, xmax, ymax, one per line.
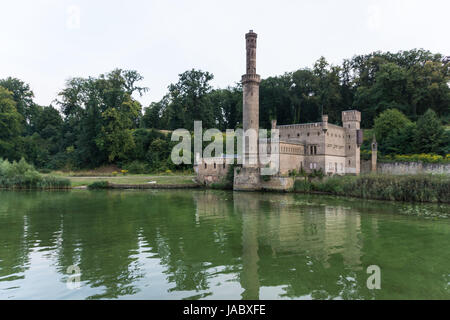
<box><xmin>271</xmin><ymin>119</ymin><xmax>277</xmax><ymax>129</ymax></box>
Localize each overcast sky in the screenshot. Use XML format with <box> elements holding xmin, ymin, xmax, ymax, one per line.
<box><xmin>1</xmin><ymin>0</ymin><xmax>449</xmax><ymax>108</ymax></box>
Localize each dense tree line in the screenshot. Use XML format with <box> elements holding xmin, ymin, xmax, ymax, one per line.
<box><xmin>0</xmin><ymin>49</ymin><xmax>449</xmax><ymax>170</ymax></box>
<box><xmin>368</xmin><ymin>108</ymin><xmax>449</xmax><ymax>156</ymax></box>
<box><xmin>145</xmin><ymin>49</ymin><xmax>449</xmax><ymax>130</ymax></box>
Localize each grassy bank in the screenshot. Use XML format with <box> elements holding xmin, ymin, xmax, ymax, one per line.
<box><xmin>294</xmin><ymin>174</ymin><xmax>450</xmax><ymax>203</ymax></box>
<box><xmin>0</xmin><ymin>158</ymin><xmax>70</xmax><ymax>189</ymax></box>
<box><xmin>51</xmin><ymin>173</ymin><xmax>196</xmax><ymax>187</ymax></box>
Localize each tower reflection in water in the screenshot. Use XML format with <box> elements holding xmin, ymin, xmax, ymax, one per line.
<box><xmin>196</xmin><ymin>191</ymin><xmax>367</xmax><ymax>300</ymax></box>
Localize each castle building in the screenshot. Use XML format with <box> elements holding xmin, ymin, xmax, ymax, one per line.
<box><xmin>196</xmin><ymin>30</ymin><xmax>362</xmax><ymax>187</ymax></box>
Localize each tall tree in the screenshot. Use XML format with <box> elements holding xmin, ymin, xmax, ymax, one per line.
<box><xmin>166</xmin><ymin>69</ymin><xmax>214</xmax><ymax>130</ymax></box>
<box><xmin>57</xmin><ymin>69</ymin><xmax>147</xmax><ymax>167</ymax></box>
<box><xmin>414</xmin><ymin>109</ymin><xmax>445</xmax><ymax>154</ymax></box>
<box><xmin>0</xmin><ymin>77</ymin><xmax>35</xmax><ymax>133</ymax></box>
<box><xmin>0</xmin><ymin>87</ymin><xmax>23</xmax><ymax>160</ymax></box>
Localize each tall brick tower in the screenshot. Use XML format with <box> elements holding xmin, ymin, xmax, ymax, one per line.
<box><xmin>242</xmin><ymin>30</ymin><xmax>260</xmax><ymax>167</ymax></box>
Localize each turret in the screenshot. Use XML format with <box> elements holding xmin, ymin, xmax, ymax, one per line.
<box><xmin>371</xmin><ymin>134</ymin><xmax>378</xmax><ymax>173</ymax></box>
<box><xmin>271</xmin><ymin>119</ymin><xmax>277</xmax><ymax>130</ymax></box>
<box><xmin>342</xmin><ymin>110</ymin><xmax>361</xmax><ymax>175</ymax></box>
<box><xmin>322</xmin><ymin>114</ymin><xmax>328</xmax><ymax>132</ymax></box>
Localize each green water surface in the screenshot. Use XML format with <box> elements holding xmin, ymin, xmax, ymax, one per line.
<box><xmin>0</xmin><ymin>190</ymin><xmax>449</xmax><ymax>300</ymax></box>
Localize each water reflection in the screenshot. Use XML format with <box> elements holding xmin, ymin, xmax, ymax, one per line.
<box><xmin>0</xmin><ymin>190</ymin><xmax>449</xmax><ymax>300</ymax></box>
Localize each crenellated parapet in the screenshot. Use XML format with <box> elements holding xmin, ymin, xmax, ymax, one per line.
<box><xmin>342</xmin><ymin>110</ymin><xmax>361</xmax><ymax>123</ymax></box>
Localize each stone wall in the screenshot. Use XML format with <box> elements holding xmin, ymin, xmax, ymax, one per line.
<box><xmin>196</xmin><ymin>160</ymin><xmax>230</xmax><ymax>185</ymax></box>
<box><xmin>233</xmin><ymin>167</ymin><xmax>261</xmax><ymax>191</ymax></box>
<box><xmin>361</xmin><ymin>160</ymin><xmax>450</xmax><ymax>175</ymax></box>
<box><xmin>260</xmin><ymin>176</ymin><xmax>294</xmax><ymax>192</ymax></box>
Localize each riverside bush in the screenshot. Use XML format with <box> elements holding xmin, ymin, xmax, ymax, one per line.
<box><xmin>87</xmin><ymin>181</ymin><xmax>110</xmax><ymax>189</ymax></box>
<box><xmin>294</xmin><ymin>174</ymin><xmax>449</xmax><ymax>203</ymax></box>
<box><xmin>381</xmin><ymin>153</ymin><xmax>450</xmax><ymax>164</ymax></box>
<box><xmin>123</xmin><ymin>160</ymin><xmax>149</xmax><ymax>174</ymax></box>
<box><xmin>0</xmin><ymin>158</ymin><xmax>70</xmax><ymax>189</ymax></box>
<box><xmin>293</xmin><ymin>178</ymin><xmax>312</xmax><ymax>192</ymax></box>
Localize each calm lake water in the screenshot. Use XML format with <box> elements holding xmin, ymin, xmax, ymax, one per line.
<box><xmin>0</xmin><ymin>189</ymin><xmax>449</xmax><ymax>300</ymax></box>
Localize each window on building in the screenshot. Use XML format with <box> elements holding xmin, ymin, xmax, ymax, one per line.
<box><xmin>223</xmin><ymin>163</ymin><xmax>226</xmax><ymax>169</ymax></box>
<box><xmin>204</xmin><ymin>163</ymin><xmax>207</xmax><ymax>169</ymax></box>
<box><xmin>214</xmin><ymin>163</ymin><xmax>216</xmax><ymax>169</ymax></box>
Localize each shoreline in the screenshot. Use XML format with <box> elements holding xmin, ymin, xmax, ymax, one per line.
<box><xmin>2</xmin><ymin>173</ymin><xmax>448</xmax><ymax>204</ymax></box>
<box><xmin>84</xmin><ymin>180</ymin><xmax>450</xmax><ymax>204</ymax></box>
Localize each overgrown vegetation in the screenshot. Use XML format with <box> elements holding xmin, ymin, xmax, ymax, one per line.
<box><xmin>294</xmin><ymin>174</ymin><xmax>450</xmax><ymax>203</ymax></box>
<box><xmin>0</xmin><ymin>158</ymin><xmax>70</xmax><ymax>189</ymax></box>
<box><xmin>87</xmin><ymin>181</ymin><xmax>110</xmax><ymax>190</ymax></box>
<box><xmin>381</xmin><ymin>154</ymin><xmax>450</xmax><ymax>164</ymax></box>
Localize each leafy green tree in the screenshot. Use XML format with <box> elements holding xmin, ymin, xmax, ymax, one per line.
<box><xmin>142</xmin><ymin>95</ymin><xmax>170</xmax><ymax>129</ymax></box>
<box><xmin>22</xmin><ymin>133</ymin><xmax>51</xmax><ymax>168</ymax></box>
<box><xmin>166</xmin><ymin>69</ymin><xmax>214</xmax><ymax>130</ymax></box>
<box><xmin>0</xmin><ymin>87</ymin><xmax>23</xmax><ymax>160</ymax></box>
<box><xmin>209</xmin><ymin>85</ymin><xmax>242</xmax><ymax>130</ymax></box>
<box><xmin>146</xmin><ymin>138</ymin><xmax>169</xmax><ymax>170</ymax></box>
<box><xmin>57</xmin><ymin>69</ymin><xmax>147</xmax><ymax>167</ymax></box>
<box><xmin>96</xmin><ymin>97</ymin><xmax>141</xmax><ymax>162</ymax></box>
<box><xmin>382</xmin><ymin>122</ymin><xmax>416</xmax><ymax>155</ymax></box>
<box><xmin>353</xmin><ymin>63</ymin><xmax>410</xmax><ymax>126</ymax></box>
<box><xmin>373</xmin><ymin>109</ymin><xmax>414</xmax><ymax>155</ymax></box>
<box><xmin>313</xmin><ymin>57</ymin><xmax>343</xmax><ymax>124</ymax></box>
<box><xmin>291</xmin><ymin>69</ymin><xmax>318</xmax><ymax>124</ymax></box>
<box><xmin>260</xmin><ymin>74</ymin><xmax>293</xmax><ymax>127</ymax></box>
<box><xmin>0</xmin><ymin>77</ymin><xmax>35</xmax><ymax>132</ymax></box>
<box><xmin>414</xmin><ymin>109</ymin><xmax>445</xmax><ymax>154</ymax></box>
